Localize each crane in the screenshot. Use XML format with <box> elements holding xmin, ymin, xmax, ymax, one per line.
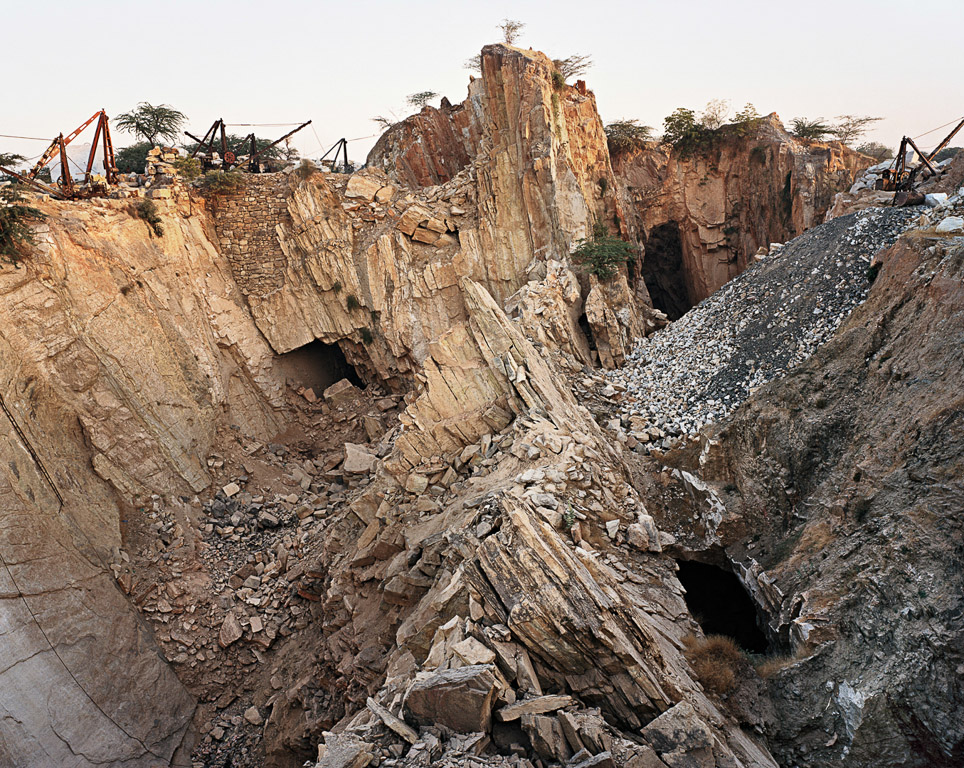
<box><xmin>24</xmin><ymin>110</ymin><xmax>118</xmax><ymax>197</ymax></box>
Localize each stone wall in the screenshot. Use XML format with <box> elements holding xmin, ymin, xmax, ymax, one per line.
<box><xmin>210</xmin><ymin>174</ymin><xmax>292</xmax><ymax>297</ymax></box>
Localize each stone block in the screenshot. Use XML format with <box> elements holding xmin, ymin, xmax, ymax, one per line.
<box><xmin>405</xmin><ymin>664</ymin><xmax>499</xmax><ymax>733</ymax></box>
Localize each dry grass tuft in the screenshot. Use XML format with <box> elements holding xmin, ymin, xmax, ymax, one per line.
<box><xmin>683</xmin><ymin>633</ymin><xmax>744</xmax><ymax>696</ymax></box>
<box><xmin>753</xmin><ymin>646</ymin><xmax>808</xmax><ymax>678</ymax></box>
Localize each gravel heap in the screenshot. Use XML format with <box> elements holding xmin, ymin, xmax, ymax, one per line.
<box><xmin>606</xmin><ymin>207</ymin><xmax>920</xmax><ymax>448</ymax></box>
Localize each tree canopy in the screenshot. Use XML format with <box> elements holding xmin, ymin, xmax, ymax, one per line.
<box><xmin>115</xmin><ymin>103</ymin><xmax>187</xmax><ymax>146</ymax></box>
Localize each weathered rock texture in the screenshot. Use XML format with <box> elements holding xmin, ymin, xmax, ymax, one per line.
<box><xmin>612</xmin><ymin>116</ymin><xmax>869</xmax><ymax>317</ymax></box>
<box><xmin>0</xmin><ymin>40</ymin><xmax>930</xmax><ymax>768</ymax></box>
<box><xmin>369</xmin><ymin>44</ymin><xmax>660</xmax><ymax>365</ymax></box>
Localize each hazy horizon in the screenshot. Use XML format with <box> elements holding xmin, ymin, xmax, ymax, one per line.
<box><xmin>2</xmin><ymin>0</ymin><xmax>962</xmax><ymax>167</ymax></box>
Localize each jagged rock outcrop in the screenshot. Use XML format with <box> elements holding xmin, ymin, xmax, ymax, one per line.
<box><xmin>369</xmin><ymin>44</ymin><xmax>661</xmax><ymax>365</ymax></box>
<box><xmin>612</xmin><ymin>116</ymin><xmax>869</xmax><ymax>318</ymax></box>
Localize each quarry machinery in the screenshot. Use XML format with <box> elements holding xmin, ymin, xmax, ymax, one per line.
<box><xmin>186</xmin><ymin>119</ymin><xmax>311</xmax><ymax>172</ymax></box>
<box><xmin>17</xmin><ymin>110</ymin><xmax>118</xmax><ymax>198</ymax></box>
<box><xmin>879</xmin><ymin>117</ymin><xmax>964</xmax><ymax>196</ymax></box>
<box><xmin>318</xmin><ymin>137</ymin><xmax>351</xmax><ymax>173</ymax></box>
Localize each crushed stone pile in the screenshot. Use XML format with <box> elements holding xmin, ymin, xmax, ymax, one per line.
<box><xmin>605</xmin><ymin>207</ymin><xmax>921</xmax><ymax>449</ymax></box>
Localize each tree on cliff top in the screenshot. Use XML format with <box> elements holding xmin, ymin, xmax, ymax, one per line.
<box><xmin>856</xmin><ymin>142</ymin><xmax>894</xmax><ymax>161</ymax></box>
<box><xmin>498</xmin><ymin>19</ymin><xmax>525</xmax><ymax>45</ymax></box>
<box><xmin>605</xmin><ymin>120</ymin><xmax>654</xmax><ymax>153</ymax></box>
<box><xmin>790</xmin><ymin>117</ymin><xmax>832</xmax><ymax>141</ymax></box>
<box><xmin>0</xmin><ymin>152</ymin><xmax>26</xmax><ymax>170</ymax></box>
<box><xmin>406</xmin><ymin>91</ymin><xmax>439</xmax><ymax>109</ymax></box>
<box><xmin>553</xmin><ymin>55</ymin><xmax>593</xmax><ymax>82</ymax></box>
<box><xmin>830</xmin><ymin>115</ymin><xmax>883</xmax><ymax>146</ymax></box>
<box><xmin>115</xmin><ymin>103</ymin><xmax>187</xmax><ymax>146</ymax></box>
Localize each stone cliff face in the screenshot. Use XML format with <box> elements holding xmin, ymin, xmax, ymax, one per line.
<box><xmin>369</xmin><ymin>44</ymin><xmax>660</xmax><ymax>366</ymax></box>
<box><xmin>612</xmin><ymin>117</ymin><xmax>869</xmax><ymax>318</ymax></box>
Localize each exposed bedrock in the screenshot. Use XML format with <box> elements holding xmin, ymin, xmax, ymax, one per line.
<box><xmin>612</xmin><ymin>116</ymin><xmax>870</xmax><ymax>317</ymax></box>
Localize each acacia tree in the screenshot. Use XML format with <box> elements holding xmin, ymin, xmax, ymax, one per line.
<box><xmin>856</xmin><ymin>142</ymin><xmax>894</xmax><ymax>161</ymax></box>
<box><xmin>0</xmin><ymin>152</ymin><xmax>26</xmax><ymax>169</ymax></box>
<box><xmin>406</xmin><ymin>91</ymin><xmax>439</xmax><ymax>109</ymax></box>
<box><xmin>605</xmin><ymin>120</ymin><xmax>654</xmax><ymax>153</ymax></box>
<box><xmin>700</xmin><ymin>99</ymin><xmax>730</xmax><ymax>130</ymax></box>
<box><xmin>498</xmin><ymin>18</ymin><xmax>525</xmax><ymax>44</ymax></box>
<box><xmin>553</xmin><ymin>55</ymin><xmax>593</xmax><ymax>82</ymax></box>
<box><xmin>115</xmin><ymin>103</ymin><xmax>187</xmax><ymax>146</ymax></box>
<box><xmin>830</xmin><ymin>115</ymin><xmax>883</xmax><ymax>145</ymax></box>
<box><xmin>790</xmin><ymin>117</ymin><xmax>832</xmax><ymax>140</ymax></box>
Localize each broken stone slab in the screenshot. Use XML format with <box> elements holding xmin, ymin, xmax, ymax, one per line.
<box><xmin>452</xmin><ymin>636</ymin><xmax>496</xmax><ymax>666</ymax></box>
<box><xmin>345</xmin><ymin>174</ymin><xmax>383</xmax><ymax>201</ymax></box>
<box><xmin>571</xmin><ymin>752</ymin><xmax>616</xmax><ymax>768</ymax></box>
<box><xmin>343</xmin><ymin>443</ymin><xmax>377</xmax><ymax>474</ymax></box>
<box><xmin>495</xmin><ymin>694</ymin><xmax>574</xmax><ymax>721</ymax></box>
<box><xmin>936</xmin><ymin>216</ymin><xmax>964</xmax><ymax>234</ymax></box>
<box><xmin>243</xmin><ymin>706</ymin><xmax>263</xmax><ymax>726</ymax></box>
<box><xmin>522</xmin><ymin>713</ymin><xmax>572</xmax><ymax>763</ymax></box>
<box><xmin>316</xmin><ymin>732</ymin><xmax>375</xmax><ymax>768</ymax></box>
<box><xmin>218</xmin><ymin>612</ymin><xmax>243</xmax><ymax>648</ymax></box>
<box><xmin>324</xmin><ymin>378</ymin><xmax>361</xmax><ymax>406</ymax></box>
<box><xmin>641</xmin><ymin>701</ymin><xmax>713</xmax><ymax>756</ymax></box>
<box><xmin>405</xmin><ymin>664</ymin><xmax>499</xmax><ymax>733</ymax></box>
<box><xmin>405</xmin><ymin>473</ymin><xmax>429</xmax><ymax>494</ymax></box>
<box><xmin>366</xmin><ymin>697</ymin><xmax>417</xmax><ymax>744</ymax></box>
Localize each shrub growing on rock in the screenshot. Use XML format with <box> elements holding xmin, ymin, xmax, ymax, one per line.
<box><xmin>0</xmin><ymin>184</ymin><xmax>44</xmax><ymax>265</ymax></box>
<box><xmin>134</xmin><ymin>199</ymin><xmax>164</xmax><ymax>237</ymax></box>
<box><xmin>572</xmin><ymin>221</ymin><xmax>635</xmax><ymax>280</ymax></box>
<box><xmin>173</xmin><ymin>156</ymin><xmax>201</xmax><ymax>180</ymax></box>
<box><xmin>198</xmin><ymin>170</ymin><xmax>245</xmax><ymax>195</ymax></box>
<box><xmin>683</xmin><ymin>633</ymin><xmax>744</xmax><ymax>696</ymax></box>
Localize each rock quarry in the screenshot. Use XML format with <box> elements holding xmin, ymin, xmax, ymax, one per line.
<box><xmin>1</xmin><ymin>43</ymin><xmax>962</xmax><ymax>768</ymax></box>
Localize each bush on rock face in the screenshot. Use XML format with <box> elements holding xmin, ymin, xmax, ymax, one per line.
<box><xmin>0</xmin><ymin>184</ymin><xmax>44</xmax><ymax>266</ymax></box>
<box><xmin>572</xmin><ymin>221</ymin><xmax>635</xmax><ymax>281</ymax></box>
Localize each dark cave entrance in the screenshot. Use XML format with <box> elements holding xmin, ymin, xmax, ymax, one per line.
<box><xmin>274</xmin><ymin>339</ymin><xmax>365</xmax><ymax>393</ymax></box>
<box><xmin>642</xmin><ymin>222</ymin><xmax>692</xmax><ymax>321</ymax></box>
<box><xmin>676</xmin><ymin>560</ymin><xmax>769</xmax><ymax>653</ymax></box>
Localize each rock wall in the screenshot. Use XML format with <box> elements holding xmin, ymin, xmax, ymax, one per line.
<box><xmin>211</xmin><ymin>175</ymin><xmax>292</xmax><ymax>296</ymax></box>
<box><xmin>0</xmin><ymin>193</ymin><xmax>284</xmax><ymax>765</ymax></box>
<box><xmin>369</xmin><ymin>44</ymin><xmax>660</xmax><ymax>365</ymax></box>
<box><xmin>612</xmin><ymin>116</ymin><xmax>869</xmax><ymax>317</ymax></box>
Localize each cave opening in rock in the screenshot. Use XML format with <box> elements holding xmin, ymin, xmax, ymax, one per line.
<box><xmin>642</xmin><ymin>222</ymin><xmax>692</xmax><ymax>321</ymax></box>
<box><xmin>274</xmin><ymin>339</ymin><xmax>364</xmax><ymax>393</ymax></box>
<box><xmin>676</xmin><ymin>560</ymin><xmax>769</xmax><ymax>653</ymax></box>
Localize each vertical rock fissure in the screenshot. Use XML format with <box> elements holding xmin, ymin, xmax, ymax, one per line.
<box><xmin>642</xmin><ymin>221</ymin><xmax>691</xmax><ymax>320</ymax></box>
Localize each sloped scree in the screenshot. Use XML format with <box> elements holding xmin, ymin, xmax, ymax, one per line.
<box><xmin>606</xmin><ymin>207</ymin><xmax>920</xmax><ymax>445</ymax></box>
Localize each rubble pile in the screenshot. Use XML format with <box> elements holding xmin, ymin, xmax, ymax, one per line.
<box><xmin>601</xmin><ymin>207</ymin><xmax>920</xmax><ymax>450</ymax></box>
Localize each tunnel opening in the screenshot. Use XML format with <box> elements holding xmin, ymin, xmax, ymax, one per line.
<box><xmin>676</xmin><ymin>560</ymin><xmax>770</xmax><ymax>653</ymax></box>
<box><xmin>274</xmin><ymin>339</ymin><xmax>365</xmax><ymax>394</ymax></box>
<box><xmin>642</xmin><ymin>221</ymin><xmax>692</xmax><ymax>321</ymax></box>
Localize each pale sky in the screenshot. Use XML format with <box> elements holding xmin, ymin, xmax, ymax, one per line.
<box><xmin>2</xmin><ymin>0</ymin><xmax>962</xmax><ymax>167</ymax></box>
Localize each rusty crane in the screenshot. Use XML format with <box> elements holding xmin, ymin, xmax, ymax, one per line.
<box><xmin>0</xmin><ymin>110</ymin><xmax>118</xmax><ymax>199</ymax></box>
